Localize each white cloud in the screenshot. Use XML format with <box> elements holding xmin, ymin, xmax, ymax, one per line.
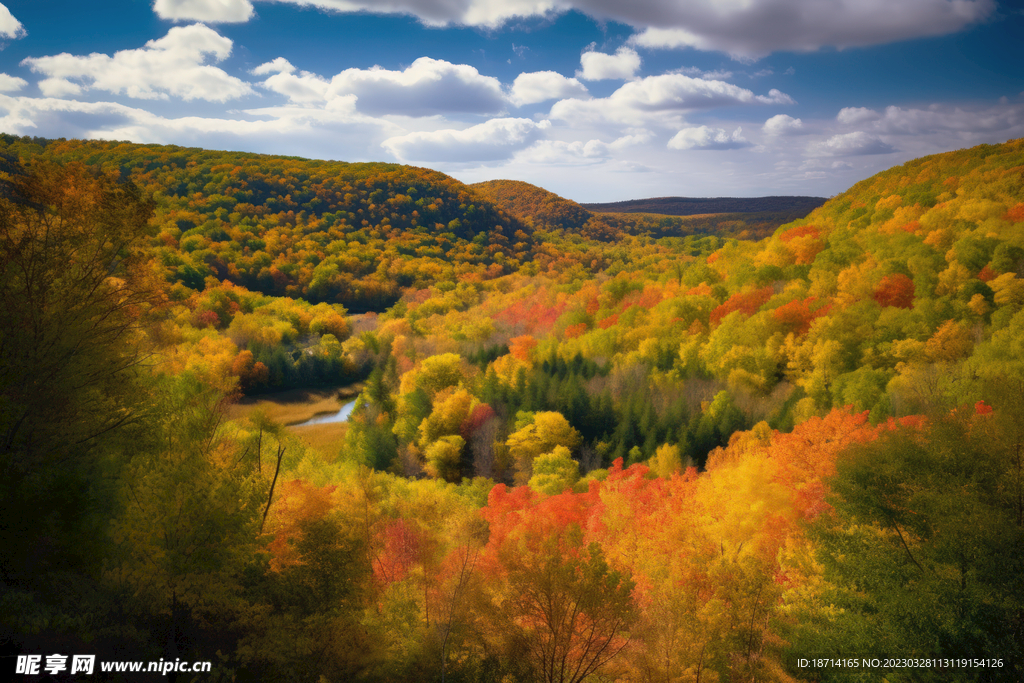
<box><xmin>252</xmin><ymin>57</ymin><xmax>294</xmax><ymax>76</ymax></box>
<box><xmin>754</xmin><ymin>100</ymin><xmax>1024</xmax><ymax>189</ymax></box>
<box><xmin>827</xmin><ymin>103</ymin><xmax>1024</xmax><ymax>148</ymax></box>
<box><xmin>21</xmin><ymin>24</ymin><xmax>253</xmax><ymax>102</ymax></box>
<box><xmin>811</xmin><ymin>131</ymin><xmax>897</xmax><ymax>156</ymax></box>
<box><xmin>244</xmin><ymin>0</ymin><xmax>996</xmax><ymax>59</ymax></box>
<box><xmin>326</xmin><ymin>57</ymin><xmax>506</xmax><ymax>116</ymax></box>
<box><xmin>0</xmin><ymin>92</ymin><xmax>396</xmax><ymax>161</ymax></box>
<box><xmin>550</xmin><ymin>74</ymin><xmax>793</xmax><ymax>126</ymax></box>
<box><xmin>382</xmin><ymin>117</ymin><xmax>550</xmax><ymax>162</ymax></box>
<box><xmin>872</xmin><ymin>104</ymin><xmax>1023</xmax><ymax>135</ymax></box>
<box><xmin>674</xmin><ymin>66</ymin><xmax>734</xmax><ymax>80</ymax></box>
<box><xmin>38</xmin><ymin>78</ymin><xmax>83</xmax><ymax>98</ymax></box>
<box><xmin>243</xmin><ymin>94</ymin><xmax>361</xmax><ymax>120</ymax></box>
<box><xmin>763</xmin><ymin>113</ymin><xmax>803</xmax><ymax>135</ymax></box>
<box><xmin>252</xmin><ymin>57</ymin><xmax>568</xmax><ymax>113</ymax></box>
<box><xmin>614</xmin><ymin>75</ymin><xmax>792</xmax><ymax>111</ymax></box>
<box><xmin>0</xmin><ymin>3</ymin><xmax>25</xmax><ymax>39</ymax></box>
<box><xmin>668</xmin><ymin>125</ymin><xmax>750</xmax><ymax>150</ymax></box>
<box><xmin>0</xmin><ymin>73</ymin><xmax>27</xmax><ymax>92</ymax></box>
<box><xmin>578</xmin><ymin>46</ymin><xmax>641</xmax><ymax>81</ymax></box>
<box><xmin>515</xmin><ymin>132</ymin><xmax>651</xmax><ymax>164</ymax></box>
<box><xmin>515</xmin><ymin>139</ymin><xmax>612</xmax><ymax>164</ymax></box>
<box><xmin>837</xmin><ymin>106</ymin><xmax>880</xmax><ymax>125</ymax></box>
<box><xmin>240</xmin><ymin>0</ymin><xmax>557</xmax><ymax>28</ymax></box>
<box><xmin>254</xmin><ymin>58</ymin><xmax>331</xmax><ymax>103</ymax></box>
<box><xmin>153</xmin><ymin>0</ymin><xmax>254</xmax><ymax>23</ymax></box>
<box><xmin>510</xmin><ymin>71</ymin><xmax>587</xmax><ymax>106</ymax></box>
<box><xmin>625</xmin><ymin>0</ymin><xmax>996</xmax><ymax>60</ymax></box>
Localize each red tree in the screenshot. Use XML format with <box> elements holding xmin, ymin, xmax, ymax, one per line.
<box><xmin>873</xmin><ymin>273</ymin><xmax>915</xmax><ymax>309</ymax></box>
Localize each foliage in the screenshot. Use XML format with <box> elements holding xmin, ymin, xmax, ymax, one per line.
<box><xmin>0</xmin><ymin>158</ymin><xmax>155</xmax><ymax>607</ymax></box>
<box><xmin>4</xmin><ymin>134</ymin><xmax>1024</xmax><ymax>681</ymax></box>
<box><xmin>794</xmin><ymin>411</ymin><xmax>1024</xmax><ymax>681</ymax></box>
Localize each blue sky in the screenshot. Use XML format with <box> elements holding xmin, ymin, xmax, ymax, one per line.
<box><xmin>1</xmin><ymin>1</ymin><xmax>1022</xmax><ymax>202</ymax></box>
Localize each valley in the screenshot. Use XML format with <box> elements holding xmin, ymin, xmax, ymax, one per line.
<box><xmin>2</xmin><ymin>134</ymin><xmax>1023</xmax><ymax>682</ymax></box>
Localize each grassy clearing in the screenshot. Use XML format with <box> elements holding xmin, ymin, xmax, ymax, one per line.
<box><xmin>290</xmin><ymin>422</ymin><xmax>349</xmax><ymax>455</ymax></box>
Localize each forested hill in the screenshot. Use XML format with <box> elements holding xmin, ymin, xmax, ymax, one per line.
<box><xmin>0</xmin><ymin>135</ymin><xmax>533</xmax><ymax>312</ymax></box>
<box><xmin>0</xmin><ymin>135</ymin><xmax>806</xmax><ymax>313</ymax></box>
<box><xmin>583</xmin><ymin>195</ymin><xmax>827</xmax><ymax>216</ymax></box>
<box><xmin>470</xmin><ymin>179</ymin><xmax>593</xmax><ymax>231</ymax></box>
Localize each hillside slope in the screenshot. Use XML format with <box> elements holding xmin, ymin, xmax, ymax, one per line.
<box><xmin>369</xmin><ymin>137</ymin><xmax>1024</xmax><ymax>468</ymax></box>
<box><xmin>470</xmin><ymin>179</ymin><xmax>593</xmax><ymax>231</ymax></box>
<box><xmin>0</xmin><ymin>135</ymin><xmax>531</xmax><ymax>312</ymax></box>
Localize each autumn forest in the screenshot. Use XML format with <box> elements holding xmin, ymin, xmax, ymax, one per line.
<box><xmin>2</xmin><ymin>134</ymin><xmax>1023</xmax><ymax>682</ymax></box>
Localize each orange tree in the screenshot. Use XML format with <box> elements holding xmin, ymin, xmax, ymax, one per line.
<box><xmin>479</xmin><ymin>485</ymin><xmax>637</xmax><ymax>683</ymax></box>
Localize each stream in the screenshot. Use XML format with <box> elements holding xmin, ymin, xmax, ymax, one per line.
<box><xmin>291</xmin><ymin>398</ymin><xmax>357</xmax><ymax>426</ymax></box>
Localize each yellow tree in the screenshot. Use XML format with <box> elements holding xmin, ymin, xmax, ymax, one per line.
<box><xmin>529</xmin><ymin>446</ymin><xmax>581</xmax><ymax>495</ymax></box>
<box><xmin>507</xmin><ymin>411</ymin><xmax>582</xmax><ymax>485</ymax></box>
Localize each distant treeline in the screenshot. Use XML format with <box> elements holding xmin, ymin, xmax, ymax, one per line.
<box><xmin>470</xmin><ymin>179</ymin><xmax>805</xmax><ymax>241</ymax></box>
<box><xmin>583</xmin><ymin>195</ymin><xmax>827</xmax><ymax>217</ymax></box>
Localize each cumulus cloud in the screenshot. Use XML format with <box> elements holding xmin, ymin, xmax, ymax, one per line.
<box><xmin>251</xmin><ymin>57</ymin><xmax>293</xmax><ymax>76</ymax></box>
<box><xmin>246</xmin><ymin>0</ymin><xmax>995</xmax><ymax>59</ymax></box>
<box><xmin>837</xmin><ymin>106</ymin><xmax>881</xmax><ymax>125</ymax></box>
<box><xmin>830</xmin><ymin>103</ymin><xmax>1024</xmax><ymax>142</ymax></box>
<box><xmin>254</xmin><ymin>58</ymin><xmax>331</xmax><ymax>103</ymax></box>
<box><xmin>21</xmin><ymin>24</ymin><xmax>253</xmax><ymax>102</ymax></box>
<box><xmin>235</xmin><ymin>0</ymin><xmax>558</xmax><ymax>28</ymax></box>
<box><xmin>763</xmin><ymin>113</ymin><xmax>803</xmax><ymax>135</ymax></box>
<box><xmin>550</xmin><ymin>74</ymin><xmax>793</xmax><ymax>125</ymax></box>
<box><xmin>510</xmin><ymin>71</ymin><xmax>587</xmax><ymax>106</ymax></box>
<box><xmin>38</xmin><ymin>78</ymin><xmax>83</xmax><ymax>98</ymax></box>
<box><xmin>871</xmin><ymin>104</ymin><xmax>1023</xmax><ymax>135</ymax></box>
<box><xmin>382</xmin><ymin>117</ymin><xmax>550</xmax><ymax>162</ymax></box>
<box><xmin>515</xmin><ymin>132</ymin><xmax>651</xmax><ymax>164</ymax></box>
<box><xmin>515</xmin><ymin>139</ymin><xmax>612</xmax><ymax>164</ymax></box>
<box><xmin>326</xmin><ymin>57</ymin><xmax>506</xmax><ymax>116</ymax></box>
<box><xmin>674</xmin><ymin>66</ymin><xmax>734</xmax><ymax>80</ymax></box>
<box><xmin>0</xmin><ymin>73</ymin><xmax>27</xmax><ymax>92</ymax></box>
<box><xmin>624</xmin><ymin>0</ymin><xmax>996</xmax><ymax>60</ymax></box>
<box><xmin>614</xmin><ymin>75</ymin><xmax>792</xmax><ymax>110</ymax></box>
<box><xmin>578</xmin><ymin>46</ymin><xmax>641</xmax><ymax>81</ymax></box>
<box><xmin>668</xmin><ymin>125</ymin><xmax>750</xmax><ymax>150</ymax></box>
<box><xmin>153</xmin><ymin>0</ymin><xmax>254</xmax><ymax>23</ymax></box>
<box><xmin>252</xmin><ymin>56</ymin><xmax>548</xmax><ymax>114</ymax></box>
<box><xmin>811</xmin><ymin>131</ymin><xmax>896</xmax><ymax>156</ymax></box>
<box><xmin>0</xmin><ymin>3</ymin><xmax>25</xmax><ymax>39</ymax></box>
<box><xmin>752</xmin><ymin>100</ymin><xmax>1024</xmax><ymax>188</ymax></box>
<box><xmin>0</xmin><ymin>92</ymin><xmax>395</xmax><ymax>161</ymax></box>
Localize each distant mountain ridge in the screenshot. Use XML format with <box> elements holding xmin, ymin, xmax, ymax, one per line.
<box><xmin>582</xmin><ymin>195</ymin><xmax>828</xmax><ymax>217</ymax></box>
<box><xmin>469</xmin><ymin>179</ymin><xmax>814</xmax><ymax>241</ymax></box>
